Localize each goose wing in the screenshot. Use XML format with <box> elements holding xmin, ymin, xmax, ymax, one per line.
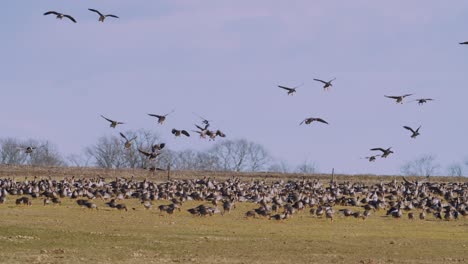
<box><xmin>278</xmin><ymin>85</ymin><xmax>293</xmax><ymax>91</ymax></box>
<box><xmin>138</xmin><ymin>149</ymin><xmax>152</xmax><ymax>157</ymax></box>
<box><xmin>316</xmin><ymin>118</ymin><xmax>329</xmax><ymax>124</ymax></box>
<box><xmin>313</xmin><ymin>79</ymin><xmax>327</xmax><ymax>84</ymax></box>
<box><xmin>370</xmin><ymin>148</ymin><xmax>386</xmax><ymax>153</ymax></box>
<box><xmin>63</xmin><ymin>15</ymin><xmax>77</xmax><ymax>23</ymax></box>
<box><xmin>105</xmin><ymin>14</ymin><xmax>119</xmax><ymax>18</ymax></box>
<box><xmin>459</xmin><ymin>41</ymin><xmax>468</xmax><ymax>45</ymax></box>
<box><xmin>385</xmin><ymin>95</ymin><xmax>400</xmax><ymax>100</ymax></box>
<box><xmin>148</xmin><ymin>113</ymin><xmax>162</xmax><ymax>118</ymax></box>
<box><xmin>101</xmin><ymin>115</ymin><xmax>114</xmax><ymax>123</ymax></box>
<box><xmin>88</xmin><ymin>8</ymin><xmax>104</xmax><ymax>17</ymax></box>
<box><xmin>181</xmin><ymin>130</ymin><xmax>190</xmax><ymax>137</ymax></box>
<box><xmin>44</xmin><ymin>11</ymin><xmax>60</xmax><ymax>16</ymax></box>
<box><xmin>119</xmin><ymin>132</ymin><xmax>128</xmax><ymax>141</ymax></box>
<box><xmin>403</xmin><ymin>126</ymin><xmax>415</xmax><ymax>133</ymax></box>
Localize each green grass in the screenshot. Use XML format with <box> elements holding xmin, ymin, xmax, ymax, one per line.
<box><xmin>0</xmin><ymin>198</ymin><xmax>467</xmax><ymax>264</ymax></box>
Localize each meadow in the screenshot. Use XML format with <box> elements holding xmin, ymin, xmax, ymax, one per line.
<box><xmin>0</xmin><ymin>166</ymin><xmax>467</xmax><ymax>263</ymax></box>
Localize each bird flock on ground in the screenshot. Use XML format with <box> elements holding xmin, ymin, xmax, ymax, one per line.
<box><xmin>0</xmin><ymin>176</ymin><xmax>466</xmax><ymax>223</ymax></box>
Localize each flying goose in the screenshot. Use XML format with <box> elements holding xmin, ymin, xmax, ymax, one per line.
<box><xmin>313</xmin><ymin>78</ymin><xmax>336</xmax><ymax>90</ymax></box>
<box><xmin>278</xmin><ymin>84</ymin><xmax>302</xmax><ymax>95</ymax></box>
<box><xmin>119</xmin><ymin>133</ymin><xmax>136</xmax><ymax>149</ymax></box>
<box><xmin>300</xmin><ymin>117</ymin><xmax>329</xmax><ymax>125</ymax></box>
<box><xmin>152</xmin><ymin>143</ymin><xmax>166</xmax><ymax>152</ymax></box>
<box><xmin>385</xmin><ymin>94</ymin><xmax>413</xmax><ymax>104</ymax></box>
<box><xmin>17</xmin><ymin>146</ymin><xmax>37</xmax><ymax>155</ymax></box>
<box><xmin>364</xmin><ymin>155</ymin><xmax>380</xmax><ymax>162</ymax></box>
<box><xmin>88</xmin><ymin>9</ymin><xmax>119</xmax><ymax>22</ymax></box>
<box><xmin>172</xmin><ymin>129</ymin><xmax>190</xmax><ymax>137</ymax></box>
<box><xmin>370</xmin><ymin>147</ymin><xmax>393</xmax><ymax>158</ymax></box>
<box><xmin>413</xmin><ymin>98</ymin><xmax>434</xmax><ymax>105</ymax></box>
<box><xmin>101</xmin><ymin>115</ymin><xmax>124</xmax><ymax>128</ymax></box>
<box><xmin>138</xmin><ymin>148</ymin><xmax>160</xmax><ymax>160</ymax></box>
<box><xmin>403</xmin><ymin>126</ymin><xmax>421</xmax><ymax>138</ymax></box>
<box><xmin>43</xmin><ymin>11</ymin><xmax>77</xmax><ymax>23</ymax></box>
<box><xmin>148</xmin><ymin>110</ymin><xmax>174</xmax><ymax>125</ymax></box>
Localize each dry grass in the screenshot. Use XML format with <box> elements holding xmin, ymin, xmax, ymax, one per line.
<box><xmin>0</xmin><ymin>197</ymin><xmax>467</xmax><ymax>264</ymax></box>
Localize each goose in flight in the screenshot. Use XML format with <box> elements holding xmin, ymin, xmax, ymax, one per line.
<box><xmin>172</xmin><ymin>129</ymin><xmax>190</xmax><ymax>137</ymax></box>
<box><xmin>138</xmin><ymin>148</ymin><xmax>160</xmax><ymax>160</ymax></box>
<box><xmin>17</xmin><ymin>146</ymin><xmax>38</xmax><ymax>155</ymax></box>
<box><xmin>313</xmin><ymin>78</ymin><xmax>336</xmax><ymax>90</ymax></box>
<box><xmin>370</xmin><ymin>147</ymin><xmax>393</xmax><ymax>158</ymax></box>
<box><xmin>88</xmin><ymin>9</ymin><xmax>119</xmax><ymax>22</ymax></box>
<box><xmin>101</xmin><ymin>115</ymin><xmax>124</xmax><ymax>128</ymax></box>
<box><xmin>119</xmin><ymin>133</ymin><xmax>136</xmax><ymax>149</ymax></box>
<box><xmin>300</xmin><ymin>117</ymin><xmax>329</xmax><ymax>125</ymax></box>
<box><xmin>413</xmin><ymin>98</ymin><xmax>434</xmax><ymax>105</ymax></box>
<box><xmin>278</xmin><ymin>83</ymin><xmax>303</xmax><ymax>95</ymax></box>
<box><xmin>385</xmin><ymin>94</ymin><xmax>413</xmax><ymax>104</ymax></box>
<box><xmin>364</xmin><ymin>155</ymin><xmax>380</xmax><ymax>162</ymax></box>
<box><xmin>43</xmin><ymin>11</ymin><xmax>77</xmax><ymax>23</ymax></box>
<box><xmin>148</xmin><ymin>110</ymin><xmax>174</xmax><ymax>125</ymax></box>
<box><xmin>403</xmin><ymin>126</ymin><xmax>421</xmax><ymax>138</ymax></box>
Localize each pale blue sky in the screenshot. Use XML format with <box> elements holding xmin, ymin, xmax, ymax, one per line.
<box><xmin>2</xmin><ymin>1</ymin><xmax>468</xmax><ymax>175</ymax></box>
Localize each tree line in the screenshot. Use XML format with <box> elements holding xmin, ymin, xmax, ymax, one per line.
<box><xmin>0</xmin><ymin>130</ymin><xmax>466</xmax><ymax>176</ymax></box>
<box><xmin>0</xmin><ymin>129</ymin><xmax>317</xmax><ymax>174</ymax></box>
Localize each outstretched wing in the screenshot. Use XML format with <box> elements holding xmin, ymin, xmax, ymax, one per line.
<box><xmin>278</xmin><ymin>85</ymin><xmax>293</xmax><ymax>91</ymax></box>
<box><xmin>316</xmin><ymin>118</ymin><xmax>329</xmax><ymax>124</ymax></box>
<box><xmin>313</xmin><ymin>79</ymin><xmax>327</xmax><ymax>84</ymax></box>
<box><xmin>181</xmin><ymin>130</ymin><xmax>190</xmax><ymax>137</ymax></box>
<box><xmin>88</xmin><ymin>8</ymin><xmax>104</xmax><ymax>17</ymax></box>
<box><xmin>459</xmin><ymin>41</ymin><xmax>468</xmax><ymax>45</ymax></box>
<box><xmin>101</xmin><ymin>115</ymin><xmax>114</xmax><ymax>123</ymax></box>
<box><xmin>370</xmin><ymin>148</ymin><xmax>385</xmax><ymax>153</ymax></box>
<box><xmin>63</xmin><ymin>15</ymin><xmax>77</xmax><ymax>23</ymax></box>
<box><xmin>402</xmin><ymin>94</ymin><xmax>413</xmax><ymax>97</ymax></box>
<box><xmin>385</xmin><ymin>95</ymin><xmax>399</xmax><ymax>99</ymax></box>
<box><xmin>138</xmin><ymin>149</ymin><xmax>151</xmax><ymax>157</ymax></box>
<box><xmin>403</xmin><ymin>126</ymin><xmax>415</xmax><ymax>133</ymax></box>
<box><xmin>44</xmin><ymin>11</ymin><xmax>60</xmax><ymax>16</ymax></box>
<box><xmin>119</xmin><ymin>132</ymin><xmax>128</xmax><ymax>141</ymax></box>
<box><xmin>148</xmin><ymin>113</ymin><xmax>162</xmax><ymax>118</ymax></box>
<box><xmin>105</xmin><ymin>14</ymin><xmax>119</xmax><ymax>18</ymax></box>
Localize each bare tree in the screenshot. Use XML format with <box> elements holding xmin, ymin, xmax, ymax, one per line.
<box><xmin>209</xmin><ymin>139</ymin><xmax>271</xmax><ymax>172</ymax></box>
<box><xmin>0</xmin><ymin>138</ymin><xmax>28</xmax><ymax>165</ymax></box>
<box><xmin>85</xmin><ymin>135</ymin><xmax>125</xmax><ymax>168</ymax></box>
<box><xmin>27</xmin><ymin>140</ymin><xmax>64</xmax><ymax>166</ymax></box>
<box><xmin>447</xmin><ymin>163</ymin><xmax>464</xmax><ymax>177</ymax></box>
<box><xmin>400</xmin><ymin>154</ymin><xmax>440</xmax><ymax>176</ymax></box>
<box><xmin>0</xmin><ymin>138</ymin><xmax>64</xmax><ymax>166</ymax></box>
<box><xmin>268</xmin><ymin>160</ymin><xmax>291</xmax><ymax>173</ymax></box>
<box><xmin>296</xmin><ymin>160</ymin><xmax>318</xmax><ymax>174</ymax></box>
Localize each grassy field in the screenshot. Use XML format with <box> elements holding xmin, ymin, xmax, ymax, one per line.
<box><xmin>0</xmin><ymin>197</ymin><xmax>467</xmax><ymax>264</ymax></box>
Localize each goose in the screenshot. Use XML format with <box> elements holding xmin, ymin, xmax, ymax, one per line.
<box><xmin>17</xmin><ymin>146</ymin><xmax>37</xmax><ymax>155</ymax></box>
<box><xmin>370</xmin><ymin>147</ymin><xmax>393</xmax><ymax>158</ymax></box>
<box><xmin>385</xmin><ymin>94</ymin><xmax>413</xmax><ymax>104</ymax></box>
<box><xmin>148</xmin><ymin>110</ymin><xmax>174</xmax><ymax>125</ymax></box>
<box><xmin>403</xmin><ymin>126</ymin><xmax>421</xmax><ymax>139</ymax></box>
<box><xmin>88</xmin><ymin>9</ymin><xmax>119</xmax><ymax>22</ymax></box>
<box><xmin>408</xmin><ymin>212</ymin><xmax>415</xmax><ymax>220</ymax></box>
<box><xmin>43</xmin><ymin>11</ymin><xmax>77</xmax><ymax>23</ymax></box>
<box><xmin>300</xmin><ymin>117</ymin><xmax>329</xmax><ymax>125</ymax></box>
<box><xmin>413</xmin><ymin>98</ymin><xmax>434</xmax><ymax>105</ymax></box>
<box><xmin>119</xmin><ymin>133</ymin><xmax>136</xmax><ymax>149</ymax></box>
<box><xmin>101</xmin><ymin>115</ymin><xmax>124</xmax><ymax>128</ymax></box>
<box><xmin>364</xmin><ymin>155</ymin><xmax>380</xmax><ymax>162</ymax></box>
<box><xmin>419</xmin><ymin>211</ymin><xmax>426</xmax><ymax>220</ymax></box>
<box><xmin>138</xmin><ymin>149</ymin><xmax>160</xmax><ymax>160</ymax></box>
<box><xmin>152</xmin><ymin>143</ymin><xmax>166</xmax><ymax>152</ymax></box>
<box><xmin>278</xmin><ymin>84</ymin><xmax>302</xmax><ymax>95</ymax></box>
<box><xmin>172</xmin><ymin>129</ymin><xmax>190</xmax><ymax>137</ymax></box>
<box><xmin>313</xmin><ymin>78</ymin><xmax>336</xmax><ymax>90</ymax></box>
